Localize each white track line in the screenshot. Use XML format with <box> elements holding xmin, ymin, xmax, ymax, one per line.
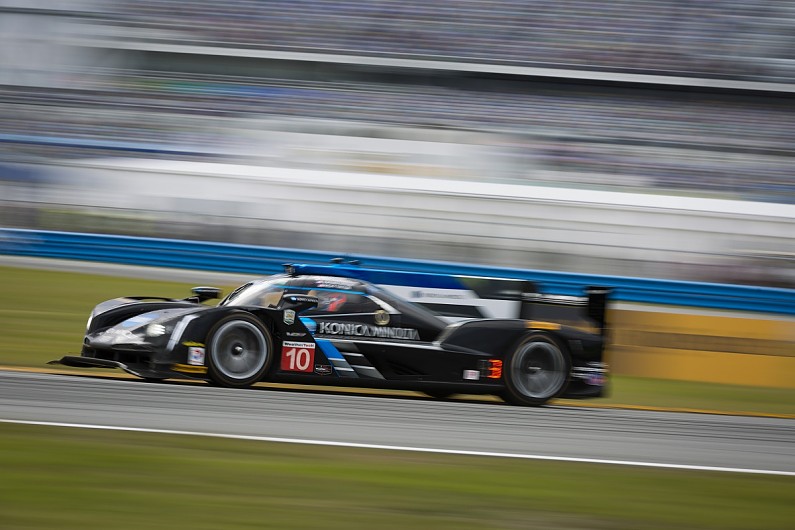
<box><xmin>2</xmin><ymin>419</ymin><xmax>793</xmax><ymax>477</ymax></box>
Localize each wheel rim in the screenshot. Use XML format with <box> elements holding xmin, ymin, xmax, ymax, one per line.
<box><xmin>210</xmin><ymin>320</ymin><xmax>269</xmax><ymax>380</ymax></box>
<box><xmin>510</xmin><ymin>341</ymin><xmax>566</xmax><ymax>399</ymax></box>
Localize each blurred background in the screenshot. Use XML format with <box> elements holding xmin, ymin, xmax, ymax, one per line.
<box><xmin>1</xmin><ymin>0</ymin><xmax>794</xmax><ymax>286</ymax></box>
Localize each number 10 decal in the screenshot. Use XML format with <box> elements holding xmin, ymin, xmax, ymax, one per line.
<box><xmin>280</xmin><ymin>341</ymin><xmax>316</xmax><ymax>372</ymax></box>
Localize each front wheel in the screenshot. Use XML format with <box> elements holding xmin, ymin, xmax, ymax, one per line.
<box><xmin>501</xmin><ymin>333</ymin><xmax>571</xmax><ymax>406</ymax></box>
<box><xmin>207</xmin><ymin>313</ymin><xmax>273</xmax><ymax>388</ymax></box>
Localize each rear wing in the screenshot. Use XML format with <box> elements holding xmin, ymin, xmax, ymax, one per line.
<box><xmin>520</xmin><ymin>287</ymin><xmax>610</xmax><ymax>335</ymax></box>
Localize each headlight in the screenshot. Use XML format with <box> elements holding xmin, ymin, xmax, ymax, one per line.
<box><xmin>146</xmin><ymin>323</ymin><xmax>168</xmax><ymax>337</ymax></box>
<box><xmin>86</xmin><ymin>313</ymin><xmax>93</xmax><ymax>332</ymax></box>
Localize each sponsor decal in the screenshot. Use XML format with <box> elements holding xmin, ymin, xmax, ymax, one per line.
<box><xmin>285</xmin><ymin>295</ymin><xmax>317</xmax><ymax>305</ymax></box>
<box><xmin>463</xmin><ymin>369</ymin><xmax>480</xmax><ymax>381</ymax></box>
<box><xmin>317</xmin><ymin>322</ymin><xmax>419</xmax><ymax>341</ymax></box>
<box><xmin>182</xmin><ymin>341</ymin><xmax>205</xmax><ymax>348</ymax></box>
<box><xmin>283</xmin><ymin>309</ymin><xmax>296</xmax><ymax>325</ymax></box>
<box><xmin>280</xmin><ymin>341</ymin><xmax>316</xmax><ymax>373</ymax></box>
<box><xmin>314</xmin><ymin>364</ymin><xmax>333</xmax><ymax>375</ymax></box>
<box><xmin>187</xmin><ymin>347</ymin><xmax>205</xmax><ymax>366</ymax></box>
<box><xmin>478</xmin><ymin>359</ymin><xmax>503</xmax><ymax>379</ymax></box>
<box><xmin>285</xmin><ymin>331</ymin><xmax>306</xmax><ymax>338</ymax></box>
<box><xmin>487</xmin><ymin>359</ymin><xmax>503</xmax><ymax>379</ymax></box>
<box><xmin>374</xmin><ymin>310</ymin><xmax>390</xmax><ymax>326</ymax></box>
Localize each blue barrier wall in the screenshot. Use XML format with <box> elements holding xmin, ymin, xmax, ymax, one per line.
<box><xmin>2</xmin><ymin>228</ymin><xmax>794</xmax><ymax>315</ymax></box>
<box><xmin>0</xmin><ymin>134</ymin><xmax>211</xmax><ymax>157</ymax></box>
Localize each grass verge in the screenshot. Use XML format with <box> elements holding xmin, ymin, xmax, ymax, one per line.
<box><xmin>1</xmin><ymin>423</ymin><xmax>793</xmax><ymax>530</ymax></box>
<box><xmin>1</xmin><ymin>265</ymin><xmax>794</xmax><ymax>415</ymax></box>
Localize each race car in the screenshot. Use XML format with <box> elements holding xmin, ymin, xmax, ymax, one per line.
<box><xmin>52</xmin><ymin>260</ymin><xmax>610</xmax><ymax>406</ymax></box>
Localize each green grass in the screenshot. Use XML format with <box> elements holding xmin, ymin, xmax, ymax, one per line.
<box><xmin>1</xmin><ymin>423</ymin><xmax>792</xmax><ymax>530</ymax></box>
<box><xmin>597</xmin><ymin>376</ymin><xmax>795</xmax><ymax>416</ymax></box>
<box><xmin>1</xmin><ymin>265</ymin><xmax>794</xmax><ymax>416</ymax></box>
<box><xmin>0</xmin><ymin>265</ymin><xmax>202</xmax><ymax>365</ymax></box>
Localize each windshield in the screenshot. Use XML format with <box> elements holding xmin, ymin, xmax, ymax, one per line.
<box><xmin>220</xmin><ymin>278</ymin><xmax>286</xmax><ymax>308</ymax></box>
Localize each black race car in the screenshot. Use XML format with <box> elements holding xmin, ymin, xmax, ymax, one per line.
<box><xmin>53</xmin><ymin>261</ymin><xmax>610</xmax><ymax>406</ymax></box>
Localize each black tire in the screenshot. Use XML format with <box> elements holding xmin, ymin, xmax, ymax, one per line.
<box><xmin>502</xmin><ymin>333</ymin><xmax>571</xmax><ymax>406</ymax></box>
<box><xmin>206</xmin><ymin>313</ymin><xmax>273</xmax><ymax>388</ymax></box>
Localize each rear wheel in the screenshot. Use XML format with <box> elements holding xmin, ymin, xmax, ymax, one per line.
<box><xmin>502</xmin><ymin>333</ymin><xmax>571</xmax><ymax>406</ymax></box>
<box><xmin>207</xmin><ymin>313</ymin><xmax>273</xmax><ymax>388</ymax></box>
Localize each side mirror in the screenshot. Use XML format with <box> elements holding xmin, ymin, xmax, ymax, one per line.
<box><xmin>190</xmin><ymin>286</ymin><xmax>222</xmax><ymax>303</ymax></box>
<box><xmin>277</xmin><ymin>294</ymin><xmax>319</xmax><ymax>314</ymax></box>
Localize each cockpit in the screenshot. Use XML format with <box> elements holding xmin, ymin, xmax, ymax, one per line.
<box><xmin>219</xmin><ymin>275</ymin><xmax>446</xmax><ymax>326</ymax></box>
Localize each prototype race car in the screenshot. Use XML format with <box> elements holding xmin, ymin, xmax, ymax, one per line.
<box><xmin>53</xmin><ymin>261</ymin><xmax>610</xmax><ymax>406</ymax></box>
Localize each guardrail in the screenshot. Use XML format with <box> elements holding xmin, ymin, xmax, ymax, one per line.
<box><xmin>2</xmin><ymin>228</ymin><xmax>794</xmax><ymax>316</ymax></box>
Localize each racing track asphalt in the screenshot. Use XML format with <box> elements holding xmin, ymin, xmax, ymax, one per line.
<box><xmin>1</xmin><ymin>370</ymin><xmax>793</xmax><ymax>475</ymax></box>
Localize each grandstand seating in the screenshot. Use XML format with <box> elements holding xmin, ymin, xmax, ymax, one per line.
<box><xmin>2</xmin><ymin>1</ymin><xmax>795</xmax><ymax>203</ymax></box>
<box><xmin>101</xmin><ymin>0</ymin><xmax>795</xmax><ymax>80</ymax></box>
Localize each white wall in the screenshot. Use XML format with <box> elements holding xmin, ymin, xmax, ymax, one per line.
<box><xmin>41</xmin><ymin>159</ymin><xmax>795</xmax><ymax>282</ymax></box>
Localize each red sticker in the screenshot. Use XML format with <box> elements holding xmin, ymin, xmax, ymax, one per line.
<box><xmin>280</xmin><ymin>341</ymin><xmax>316</xmax><ymax>373</ymax></box>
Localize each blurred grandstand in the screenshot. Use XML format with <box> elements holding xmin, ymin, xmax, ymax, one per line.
<box><xmin>82</xmin><ymin>0</ymin><xmax>795</xmax><ymax>80</ymax></box>
<box><xmin>1</xmin><ymin>0</ymin><xmax>793</xmax><ymax>285</ymax></box>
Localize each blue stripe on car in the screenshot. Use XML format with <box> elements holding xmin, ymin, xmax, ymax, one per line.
<box><xmin>299</xmin><ymin>317</ymin><xmax>317</xmax><ymax>334</ymax></box>
<box><xmin>315</xmin><ymin>338</ymin><xmax>344</xmax><ymax>360</ymax></box>
<box><xmin>315</xmin><ymin>339</ymin><xmax>358</xmax><ymax>378</ymax></box>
